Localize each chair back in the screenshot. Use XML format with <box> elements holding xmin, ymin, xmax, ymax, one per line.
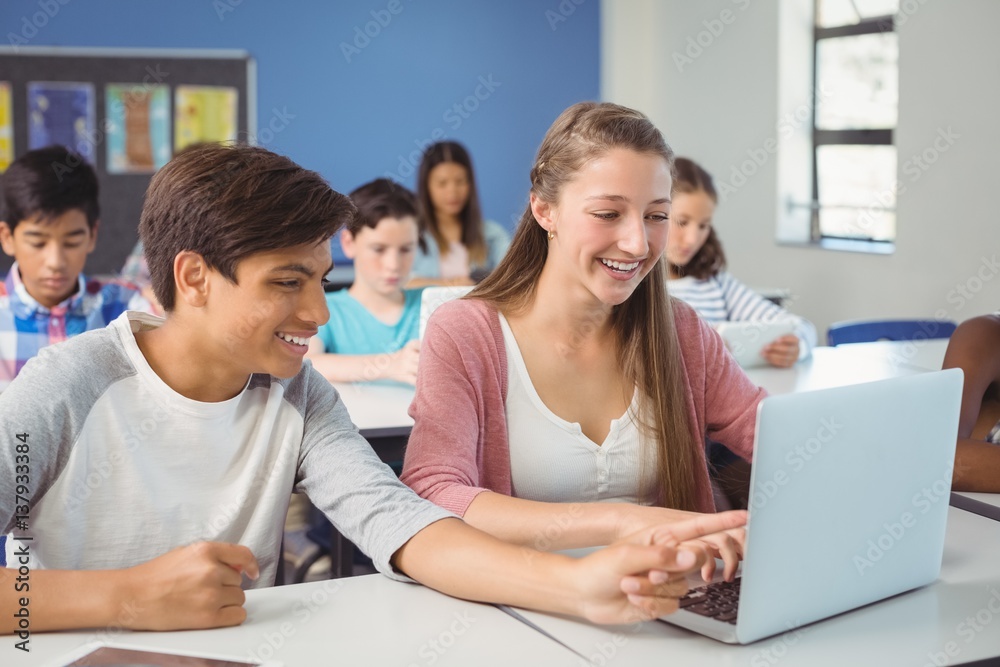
<box><xmin>826</xmin><ymin>319</ymin><xmax>957</xmax><ymax>346</ymax></box>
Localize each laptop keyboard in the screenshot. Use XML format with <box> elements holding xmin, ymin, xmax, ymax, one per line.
<box><xmin>678</xmin><ymin>579</ymin><xmax>741</xmax><ymax>624</ymax></box>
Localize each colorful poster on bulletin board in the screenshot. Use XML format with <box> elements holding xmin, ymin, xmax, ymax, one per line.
<box><xmin>105</xmin><ymin>84</ymin><xmax>171</xmax><ymax>174</ymax></box>
<box><xmin>174</xmin><ymin>85</ymin><xmax>238</xmax><ymax>151</ymax></box>
<box><xmin>27</xmin><ymin>82</ymin><xmax>96</xmax><ymax>163</ymax></box>
<box><xmin>0</xmin><ymin>82</ymin><xmax>12</xmax><ymax>172</ymax></box>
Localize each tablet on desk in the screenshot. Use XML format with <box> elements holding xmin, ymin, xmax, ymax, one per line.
<box><xmin>715</xmin><ymin>320</ymin><xmax>796</xmax><ymax>368</ymax></box>
<box><xmin>50</xmin><ymin>642</ymin><xmax>281</xmax><ymax>667</ymax></box>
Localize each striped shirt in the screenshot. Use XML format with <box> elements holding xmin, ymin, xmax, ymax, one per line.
<box><xmin>668</xmin><ymin>271</ymin><xmax>817</xmax><ymax>357</ymax></box>
<box><xmin>0</xmin><ymin>263</ymin><xmax>148</xmax><ymax>387</ymax></box>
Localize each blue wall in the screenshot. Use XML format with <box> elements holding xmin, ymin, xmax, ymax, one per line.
<box><xmin>0</xmin><ymin>0</ymin><xmax>600</xmax><ymax>262</ymax></box>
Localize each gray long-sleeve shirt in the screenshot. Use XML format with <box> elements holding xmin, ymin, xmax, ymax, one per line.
<box><xmin>1</xmin><ymin>311</ymin><xmax>452</xmax><ymax>585</ymax></box>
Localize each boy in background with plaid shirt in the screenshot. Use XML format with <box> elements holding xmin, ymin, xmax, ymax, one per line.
<box><xmin>0</xmin><ymin>145</ymin><xmax>147</xmax><ymax>388</ymax></box>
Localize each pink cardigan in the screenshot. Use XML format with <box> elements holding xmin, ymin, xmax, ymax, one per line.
<box><xmin>400</xmin><ymin>298</ymin><xmax>766</xmax><ymax>515</ymax></box>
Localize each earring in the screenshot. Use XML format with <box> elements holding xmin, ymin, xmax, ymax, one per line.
<box><xmin>547</xmin><ymin>229</ymin><xmax>554</xmax><ymax>241</ymax></box>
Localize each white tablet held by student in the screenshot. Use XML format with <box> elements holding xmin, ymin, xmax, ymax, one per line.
<box><xmin>715</xmin><ymin>320</ymin><xmax>797</xmax><ymax>368</ymax></box>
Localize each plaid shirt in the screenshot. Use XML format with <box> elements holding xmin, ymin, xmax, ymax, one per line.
<box><xmin>0</xmin><ymin>263</ymin><xmax>149</xmax><ymax>387</ymax></box>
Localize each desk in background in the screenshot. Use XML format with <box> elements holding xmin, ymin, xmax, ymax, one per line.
<box><xmin>743</xmin><ymin>344</ymin><xmax>930</xmax><ymax>395</ymax></box>
<box><xmin>332</xmin><ymin>381</ymin><xmax>414</xmax><ymax>441</ymax></box>
<box><xmin>329</xmin><ymin>340</ymin><xmax>952</xmax><ymax>432</ymax></box>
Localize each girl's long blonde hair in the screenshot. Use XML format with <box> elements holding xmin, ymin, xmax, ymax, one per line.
<box><xmin>471</xmin><ymin>102</ymin><xmax>699</xmax><ymax>511</ymax></box>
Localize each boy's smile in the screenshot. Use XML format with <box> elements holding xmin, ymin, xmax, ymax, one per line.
<box><xmin>210</xmin><ymin>241</ymin><xmax>332</xmax><ymax>381</ymax></box>
<box><xmin>0</xmin><ymin>209</ymin><xmax>97</xmax><ymax>309</ymax></box>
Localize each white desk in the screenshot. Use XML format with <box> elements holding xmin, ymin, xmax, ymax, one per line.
<box><xmin>833</xmin><ymin>338</ymin><xmax>950</xmax><ymax>372</ymax></box>
<box><xmin>20</xmin><ymin>576</ymin><xmax>580</xmax><ymax>667</ymax></box>
<box><xmin>328</xmin><ymin>341</ymin><xmax>950</xmax><ymax>435</ymax></box>
<box><xmin>327</xmin><ymin>341</ymin><xmax>951</xmax><ymax>435</ymax></box>
<box><xmin>744</xmin><ymin>344</ymin><xmax>929</xmax><ymax>395</ymax></box>
<box><xmin>505</xmin><ymin>507</ymin><xmax>1000</xmax><ymax>666</ymax></box>
<box><xmin>333</xmin><ymin>381</ymin><xmax>414</xmax><ymax>439</ymax></box>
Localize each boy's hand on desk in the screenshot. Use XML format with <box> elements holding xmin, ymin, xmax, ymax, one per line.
<box><xmin>119</xmin><ymin>542</ymin><xmax>259</xmax><ymax>631</ymax></box>
<box><xmin>388</xmin><ymin>340</ymin><xmax>421</xmax><ymax>385</ymax></box>
<box><xmin>762</xmin><ymin>335</ymin><xmax>800</xmax><ymax>368</ymax></box>
<box><xmin>573</xmin><ymin>510</ymin><xmax>747</xmax><ymax>624</ymax></box>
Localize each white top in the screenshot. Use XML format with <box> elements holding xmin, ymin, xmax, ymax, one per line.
<box><xmin>0</xmin><ymin>312</ymin><xmax>451</xmax><ymax>585</ymax></box>
<box><xmin>497</xmin><ymin>313</ymin><xmax>656</xmax><ymax>504</ymax></box>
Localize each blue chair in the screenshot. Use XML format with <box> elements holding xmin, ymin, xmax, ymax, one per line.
<box><xmin>826</xmin><ymin>319</ymin><xmax>957</xmax><ymax>347</ymax></box>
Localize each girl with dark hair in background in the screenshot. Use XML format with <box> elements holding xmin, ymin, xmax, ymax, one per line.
<box><xmin>408</xmin><ymin>141</ymin><xmax>510</xmax><ymax>286</ymax></box>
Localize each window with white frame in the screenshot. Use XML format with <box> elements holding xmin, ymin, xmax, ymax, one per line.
<box><xmin>812</xmin><ymin>0</ymin><xmax>899</xmax><ymax>246</ymax></box>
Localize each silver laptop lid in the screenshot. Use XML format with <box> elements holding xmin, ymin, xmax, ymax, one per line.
<box><xmin>735</xmin><ymin>369</ymin><xmax>962</xmax><ymax>644</ymax></box>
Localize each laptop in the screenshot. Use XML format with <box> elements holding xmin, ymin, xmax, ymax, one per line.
<box><xmin>418</xmin><ymin>285</ymin><xmax>474</xmax><ymax>339</ymax></box>
<box><xmin>662</xmin><ymin>369</ymin><xmax>963</xmax><ymax>644</ymax></box>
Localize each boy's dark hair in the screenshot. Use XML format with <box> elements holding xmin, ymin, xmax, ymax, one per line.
<box><xmin>346</xmin><ymin>178</ymin><xmax>419</xmax><ymax>236</ymax></box>
<box><xmin>1</xmin><ymin>145</ymin><xmax>99</xmax><ymax>232</ymax></box>
<box><xmin>140</xmin><ymin>143</ymin><xmax>355</xmax><ymax>311</ymax></box>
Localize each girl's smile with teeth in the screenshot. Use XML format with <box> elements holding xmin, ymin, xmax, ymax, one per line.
<box><xmin>599</xmin><ymin>258</ymin><xmax>641</xmax><ymax>272</ymax></box>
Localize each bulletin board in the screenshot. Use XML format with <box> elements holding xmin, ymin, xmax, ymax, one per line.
<box><xmin>0</xmin><ymin>46</ymin><xmax>256</xmax><ymax>275</ymax></box>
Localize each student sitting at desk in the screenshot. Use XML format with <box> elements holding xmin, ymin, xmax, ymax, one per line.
<box><xmin>942</xmin><ymin>313</ymin><xmax>1000</xmax><ymax>492</ymax></box>
<box><xmin>0</xmin><ymin>145</ymin><xmax>149</xmax><ymax>385</ymax></box>
<box><xmin>0</xmin><ymin>143</ymin><xmax>746</xmax><ymax>635</ymax></box>
<box><xmin>402</xmin><ymin>102</ymin><xmax>765</xmax><ymax>583</ymax></box>
<box><xmin>306</xmin><ymin>179</ymin><xmax>421</xmax><ymax>385</ymax></box>
<box><xmin>666</xmin><ymin>157</ymin><xmax>816</xmax><ymax>368</ymax></box>
<box><xmin>408</xmin><ymin>141</ymin><xmax>511</xmax><ymax>287</ymax></box>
